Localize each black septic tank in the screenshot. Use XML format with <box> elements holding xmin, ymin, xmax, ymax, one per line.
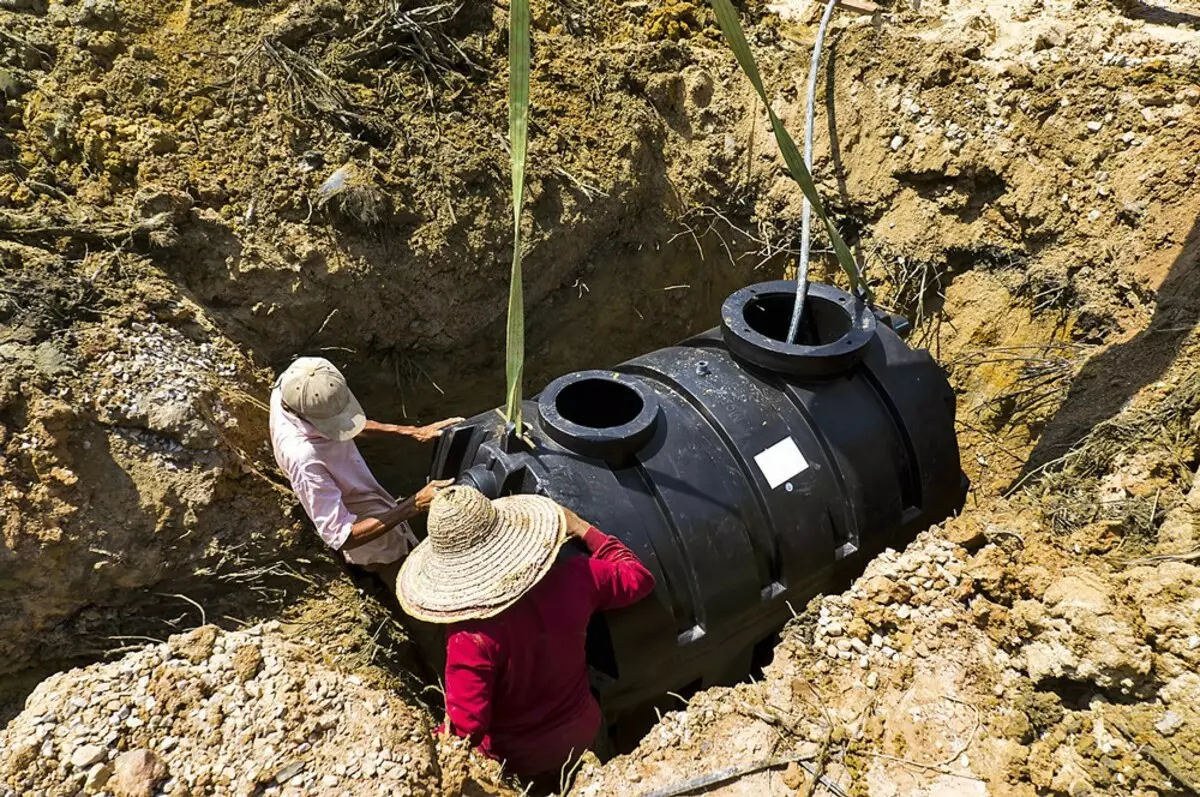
<box><xmin>429</xmin><ymin>281</ymin><xmax>967</xmax><ymax>718</ymax></box>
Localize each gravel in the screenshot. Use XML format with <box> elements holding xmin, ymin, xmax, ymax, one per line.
<box><xmin>0</xmin><ymin>626</ymin><xmax>436</xmax><ymax>797</ymax></box>
<box><xmin>84</xmin><ymin>321</ymin><xmax>240</xmax><ymax>458</ymax></box>
<box><xmin>809</xmin><ymin>532</ymin><xmax>968</xmax><ymax>676</ymax></box>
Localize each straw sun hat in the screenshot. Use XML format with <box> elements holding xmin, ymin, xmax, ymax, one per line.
<box><xmin>397</xmin><ymin>485</ymin><xmax>567</xmax><ymax>623</ymax></box>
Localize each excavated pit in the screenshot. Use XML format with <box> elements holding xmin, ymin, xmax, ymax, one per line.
<box><xmin>2</xmin><ymin>0</ymin><xmax>1200</xmax><ymax>794</ymax></box>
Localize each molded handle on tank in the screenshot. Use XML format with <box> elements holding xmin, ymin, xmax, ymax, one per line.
<box><xmin>537</xmin><ymin>370</ymin><xmax>660</xmax><ymax>462</ymax></box>
<box><xmin>872</xmin><ymin>308</ymin><xmax>912</xmax><ymax>339</ymax></box>
<box><xmin>721</xmin><ymin>281</ymin><xmax>877</xmax><ymax>378</ymax></box>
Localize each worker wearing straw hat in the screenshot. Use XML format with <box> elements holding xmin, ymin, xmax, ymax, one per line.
<box><xmin>397</xmin><ymin>485</ymin><xmax>656</xmax><ymax>780</ymax></box>
<box><xmin>270</xmin><ymin>356</ymin><xmax>461</xmax><ymax>580</ymax></box>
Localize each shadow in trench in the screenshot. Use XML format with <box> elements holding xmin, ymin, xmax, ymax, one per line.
<box><xmin>1115</xmin><ymin>0</ymin><xmax>1200</xmax><ymax>27</ymax></box>
<box><xmin>1015</xmin><ymin>212</ymin><xmax>1200</xmax><ymax>482</ymax></box>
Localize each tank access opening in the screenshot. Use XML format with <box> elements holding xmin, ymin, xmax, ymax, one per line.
<box><xmin>555</xmin><ymin>377</ymin><xmax>645</xmax><ymax>429</ymax></box>
<box><xmin>537</xmin><ymin>370</ymin><xmax>661</xmax><ymax>461</ymax></box>
<box><xmin>721</xmin><ymin>281</ymin><xmax>877</xmax><ymax>378</ymax></box>
<box><xmin>744</xmin><ymin>292</ymin><xmax>853</xmax><ymax>346</ymax></box>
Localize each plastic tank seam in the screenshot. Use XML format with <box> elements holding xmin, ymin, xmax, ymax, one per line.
<box><xmin>857</xmin><ymin>366</ymin><xmax>923</xmax><ymax>512</ymax></box>
<box><xmin>620</xmin><ymin>364</ymin><xmax>781</xmax><ymax>592</ymax></box>
<box><xmin>629</xmin><ymin>459</ymin><xmax>707</xmax><ymax>643</ymax></box>
<box><xmin>777</xmin><ymin>381</ymin><xmax>861</xmax><ymax>553</ymax></box>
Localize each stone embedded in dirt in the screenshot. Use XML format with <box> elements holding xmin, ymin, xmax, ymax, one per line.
<box><xmin>74</xmin><ymin>0</ymin><xmax>120</xmax><ymax>26</ymax></box>
<box><xmin>145</xmin><ymin>398</ymin><xmax>218</xmax><ymax>449</ymax></box>
<box><xmin>168</xmin><ymin>625</ymin><xmax>219</xmax><ymax>664</ymax></box>
<box><xmin>1033</xmin><ymin>24</ymin><xmax>1067</xmax><ymax>51</ymax></box>
<box><xmin>112</xmin><ymin>749</ymin><xmax>166</xmax><ymax>797</ymax></box>
<box><xmin>83</xmin><ymin>30</ymin><xmax>121</xmax><ymax>58</ymax></box>
<box><xmin>781</xmin><ymin>760</ymin><xmax>806</xmax><ymax>789</ymax></box>
<box><xmin>1184</xmin><ymin>468</ymin><xmax>1200</xmax><ymax>511</ymax></box>
<box><xmin>1018</xmin><ymin>569</ymin><xmax>1152</xmax><ymax>690</ymax></box>
<box><xmin>1123</xmin><ymin>562</ymin><xmax>1200</xmax><ymax>680</ymax></box>
<box><xmin>132</xmin><ymin>185</ymin><xmax>193</xmax><ymax>223</ymax></box>
<box><xmin>1154</xmin><ymin>503</ymin><xmax>1199</xmax><ymax>555</ymax></box>
<box><xmin>860</xmin><ymin>573</ymin><xmax>908</xmax><ymax>605</ymax></box>
<box><xmin>143</xmin><ymin>128</ymin><xmax>178</xmax><ymax>155</ymax></box>
<box><xmin>33</xmin><ymin>340</ymin><xmax>77</xmax><ymax>379</ymax></box>
<box><xmin>1155</xmin><ymin>710</ymin><xmax>1183</xmax><ymax>736</ymax></box>
<box><xmin>70</xmin><ymin>743</ymin><xmax>106</xmax><ymax>768</ymax></box>
<box><xmin>86</xmin><ymin>762</ymin><xmax>114</xmax><ymax>791</ymax></box>
<box><xmin>944</xmin><ymin>518</ymin><xmax>989</xmax><ymax>551</ymax></box>
<box><xmin>231</xmin><ymin>643</ymin><xmax>264</xmax><ymax>682</ymax></box>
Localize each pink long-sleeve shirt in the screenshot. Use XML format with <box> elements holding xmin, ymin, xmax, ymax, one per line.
<box><xmin>269</xmin><ymin>389</ymin><xmax>416</xmax><ymax>566</ymax></box>
<box><xmin>441</xmin><ymin>528</ymin><xmax>655</xmax><ymax>776</ymax></box>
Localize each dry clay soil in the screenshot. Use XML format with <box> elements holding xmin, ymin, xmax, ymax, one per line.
<box><xmin>2</xmin><ymin>0</ymin><xmax>1200</xmax><ymax>794</ymax></box>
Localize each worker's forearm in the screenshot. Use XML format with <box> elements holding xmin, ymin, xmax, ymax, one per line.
<box><xmin>341</xmin><ymin>496</ymin><xmax>419</xmax><ymax>550</ymax></box>
<box><xmin>358</xmin><ymin>419</ymin><xmax>418</xmax><ymax>439</ymax></box>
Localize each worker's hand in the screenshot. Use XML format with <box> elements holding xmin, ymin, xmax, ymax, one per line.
<box><xmin>411</xmin><ymin>417</ymin><xmax>465</xmax><ymax>443</ymax></box>
<box><xmin>560</xmin><ymin>506</ymin><xmax>593</xmax><ymax>539</ymax></box>
<box><xmin>414</xmin><ymin>479</ymin><xmax>455</xmax><ymax>511</ymax></box>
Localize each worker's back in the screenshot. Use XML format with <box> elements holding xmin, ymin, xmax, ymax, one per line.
<box><xmin>447</xmin><ymin>558</ymin><xmax>603</xmax><ymax>775</ymax></box>
<box><xmin>443</xmin><ymin>528</ymin><xmax>655</xmax><ymax>775</ymax></box>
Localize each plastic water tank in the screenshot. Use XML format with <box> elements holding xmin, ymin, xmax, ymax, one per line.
<box><xmin>429</xmin><ymin>281</ymin><xmax>966</xmax><ymax>717</ymax></box>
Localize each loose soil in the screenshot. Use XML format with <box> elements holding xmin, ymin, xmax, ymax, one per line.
<box><xmin>2</xmin><ymin>0</ymin><xmax>1199</xmax><ymax>794</ymax></box>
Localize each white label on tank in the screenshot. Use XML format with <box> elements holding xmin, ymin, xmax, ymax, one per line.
<box><xmin>754</xmin><ymin>437</ymin><xmax>809</xmax><ymax>489</ymax></box>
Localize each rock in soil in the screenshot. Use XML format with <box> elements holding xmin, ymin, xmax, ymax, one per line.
<box><xmin>112</xmin><ymin>749</ymin><xmax>166</xmax><ymax>797</ymax></box>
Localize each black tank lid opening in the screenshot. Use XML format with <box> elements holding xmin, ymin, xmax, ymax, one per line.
<box><xmin>555</xmin><ymin>377</ymin><xmax>645</xmax><ymax>428</ymax></box>
<box><xmin>537</xmin><ymin>371</ymin><xmax>659</xmax><ymax>462</ymax></box>
<box><xmin>721</xmin><ymin>281</ymin><xmax>876</xmax><ymax>378</ymax></box>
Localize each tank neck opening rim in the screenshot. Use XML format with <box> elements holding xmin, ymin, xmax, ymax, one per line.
<box><xmin>721</xmin><ymin>281</ymin><xmax>877</xmax><ymax>361</ymax></box>
<box><xmin>537</xmin><ymin>371</ymin><xmax>660</xmax><ymax>452</ymax></box>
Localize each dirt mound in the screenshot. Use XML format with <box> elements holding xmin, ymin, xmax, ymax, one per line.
<box><xmin>0</xmin><ymin>622</ymin><xmax>520</xmax><ymax>796</ymax></box>
<box><xmin>0</xmin><ymin>246</ymin><xmax>317</xmax><ymax>677</ymax></box>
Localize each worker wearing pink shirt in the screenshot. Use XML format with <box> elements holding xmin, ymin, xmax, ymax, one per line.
<box><xmin>269</xmin><ymin>356</ymin><xmax>460</xmax><ymax>581</ymax></box>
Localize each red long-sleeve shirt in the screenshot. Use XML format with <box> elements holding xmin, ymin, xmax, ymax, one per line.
<box><xmin>441</xmin><ymin>528</ymin><xmax>655</xmax><ymax>775</ymax></box>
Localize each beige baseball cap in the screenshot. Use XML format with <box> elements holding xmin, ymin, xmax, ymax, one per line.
<box><xmin>278</xmin><ymin>357</ymin><xmax>366</xmax><ymax>441</ymax></box>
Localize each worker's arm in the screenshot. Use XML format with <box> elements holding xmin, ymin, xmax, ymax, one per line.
<box><xmin>358</xmin><ymin>417</ymin><xmax>465</xmax><ymax>443</ymax></box>
<box><xmin>562</xmin><ymin>507</ymin><xmax>656</xmax><ymax>611</ymax></box>
<box><xmin>290</xmin><ymin>462</ymin><xmax>450</xmax><ymax>553</ymax></box>
<box><xmin>441</xmin><ymin>629</ymin><xmax>501</xmax><ymax>759</ymax></box>
<box><xmin>341</xmin><ymin>479</ymin><xmax>453</xmax><ymax>550</ymax></box>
